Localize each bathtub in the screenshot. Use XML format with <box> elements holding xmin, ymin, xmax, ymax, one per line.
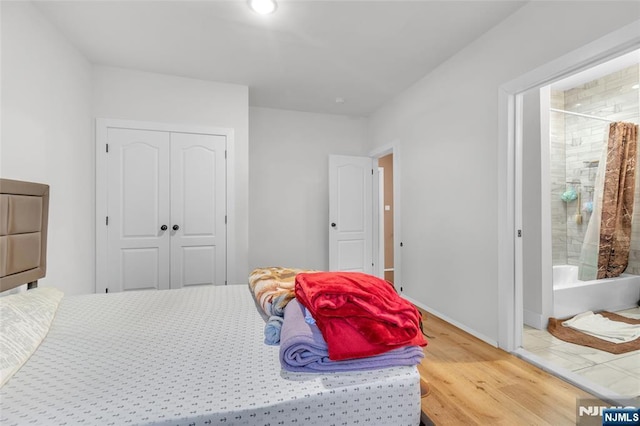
<box><xmin>553</xmin><ymin>265</ymin><xmax>640</xmax><ymax>319</ymax></box>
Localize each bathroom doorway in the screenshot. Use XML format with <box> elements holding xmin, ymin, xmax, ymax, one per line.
<box><xmin>497</xmin><ymin>21</ymin><xmax>640</xmax><ymax>404</ymax></box>
<box><xmin>520</xmin><ymin>51</ymin><xmax>640</xmax><ymax>400</ymax></box>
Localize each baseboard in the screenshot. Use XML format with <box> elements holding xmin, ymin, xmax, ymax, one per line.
<box><xmin>523</xmin><ymin>309</ymin><xmax>544</xmax><ymax>330</ymax></box>
<box><xmin>402</xmin><ymin>294</ymin><xmax>498</xmax><ymax>347</ymax></box>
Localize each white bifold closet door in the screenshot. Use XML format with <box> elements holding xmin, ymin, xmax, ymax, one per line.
<box><xmin>106</xmin><ymin>127</ymin><xmax>226</xmax><ymax>292</ymax></box>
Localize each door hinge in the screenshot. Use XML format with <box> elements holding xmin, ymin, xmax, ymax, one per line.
<box><xmin>106</xmin><ymin>216</ymin><xmax>109</xmax><ymax>226</ymax></box>
<box><xmin>371</xmin><ymin>169</ymin><xmax>374</xmax><ymax>175</ymax></box>
<box><xmin>225</xmin><ymin>215</ymin><xmax>227</xmax><ymax>225</ymax></box>
<box><xmin>225</xmin><ymin>150</ymin><xmax>227</xmax><ymax>159</ymax></box>
<box><xmin>517</xmin><ymin>229</ymin><xmax>522</xmax><ymax>237</ymax></box>
<box><xmin>106</xmin><ymin>143</ymin><xmax>109</xmax><ymax>153</ymax></box>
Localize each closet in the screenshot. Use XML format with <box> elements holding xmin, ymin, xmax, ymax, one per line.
<box><xmin>97</xmin><ymin>120</ymin><xmax>227</xmax><ymax>293</ymax></box>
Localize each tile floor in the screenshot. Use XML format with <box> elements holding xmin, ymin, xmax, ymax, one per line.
<box><xmin>522</xmin><ymin>307</ymin><xmax>640</xmax><ymax>398</ymax></box>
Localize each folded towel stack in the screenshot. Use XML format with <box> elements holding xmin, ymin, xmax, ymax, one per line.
<box><xmin>279</xmin><ymin>298</ymin><xmax>424</xmax><ymax>372</ymax></box>
<box><xmin>294</xmin><ymin>271</ymin><xmax>427</xmax><ymax>360</ymax></box>
<box><xmin>249</xmin><ymin>268</ymin><xmax>428</xmax><ymax>372</ymax></box>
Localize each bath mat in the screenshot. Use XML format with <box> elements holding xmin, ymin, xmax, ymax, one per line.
<box><xmin>547</xmin><ymin>312</ymin><xmax>640</xmax><ymax>354</ymax></box>
<box><xmin>562</xmin><ymin>311</ymin><xmax>640</xmax><ymax>343</ymax></box>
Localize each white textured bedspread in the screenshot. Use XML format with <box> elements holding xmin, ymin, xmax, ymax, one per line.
<box><xmin>0</xmin><ymin>285</ymin><xmax>420</xmax><ymax>425</ymax></box>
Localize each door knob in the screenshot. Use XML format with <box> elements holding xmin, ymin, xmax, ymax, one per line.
<box><xmin>173</xmin><ymin>224</ymin><xmax>180</xmax><ymax>231</ymax></box>
<box><xmin>331</xmin><ymin>223</ymin><xmax>336</xmax><ymax>228</ymax></box>
<box><xmin>160</xmin><ymin>225</ymin><xmax>168</xmax><ymax>231</ymax></box>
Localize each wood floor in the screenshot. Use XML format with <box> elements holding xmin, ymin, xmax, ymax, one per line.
<box><xmin>417</xmin><ymin>309</ymin><xmax>600</xmax><ymax>425</ymax></box>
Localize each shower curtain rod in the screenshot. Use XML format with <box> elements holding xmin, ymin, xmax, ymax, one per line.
<box><xmin>550</xmin><ymin>108</ymin><xmax>614</xmax><ymax>123</ymax></box>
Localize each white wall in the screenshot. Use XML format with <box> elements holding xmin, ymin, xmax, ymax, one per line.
<box><xmin>1</xmin><ymin>1</ymin><xmax>94</xmax><ymax>295</ymax></box>
<box><xmin>93</xmin><ymin>66</ymin><xmax>249</xmax><ymax>285</ymax></box>
<box><xmin>366</xmin><ymin>1</ymin><xmax>640</xmax><ymax>344</ymax></box>
<box><xmin>249</xmin><ymin>107</ymin><xmax>367</xmax><ymax>271</ymax></box>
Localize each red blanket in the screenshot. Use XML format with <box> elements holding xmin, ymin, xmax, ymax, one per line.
<box><xmin>294</xmin><ymin>272</ymin><xmax>427</xmax><ymax>360</ymax></box>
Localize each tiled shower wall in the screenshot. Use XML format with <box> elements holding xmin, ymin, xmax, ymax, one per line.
<box><xmin>551</xmin><ymin>64</ymin><xmax>640</xmax><ymax>272</ymax></box>
<box><xmin>550</xmin><ymin>91</ymin><xmax>567</xmax><ymax>265</ymax></box>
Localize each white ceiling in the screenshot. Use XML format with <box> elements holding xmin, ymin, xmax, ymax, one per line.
<box><xmin>34</xmin><ymin>0</ymin><xmax>526</xmax><ymax>116</ymax></box>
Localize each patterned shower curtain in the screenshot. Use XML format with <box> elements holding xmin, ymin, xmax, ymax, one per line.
<box><xmin>597</xmin><ymin>122</ymin><xmax>639</xmax><ymax>279</ymax></box>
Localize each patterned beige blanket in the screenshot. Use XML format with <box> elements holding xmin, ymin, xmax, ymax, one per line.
<box><xmin>248</xmin><ymin>267</ymin><xmax>315</xmax><ymax>319</ymax></box>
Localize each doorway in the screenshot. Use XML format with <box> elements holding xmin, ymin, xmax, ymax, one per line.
<box><xmin>520</xmin><ymin>52</ymin><xmax>640</xmax><ymax>400</ymax></box>
<box><xmin>498</xmin><ymin>22</ymin><xmax>640</xmax><ymax>402</ymax></box>
<box><xmin>378</xmin><ymin>154</ymin><xmax>395</xmax><ymax>284</ymax></box>
<box><xmin>371</xmin><ymin>144</ymin><xmax>401</xmax><ymax>290</ymax></box>
<box><xmin>328</xmin><ymin>146</ymin><xmax>400</xmax><ymax>287</ymax></box>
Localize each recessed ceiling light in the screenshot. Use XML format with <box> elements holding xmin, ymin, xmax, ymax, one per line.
<box><xmin>248</xmin><ymin>0</ymin><xmax>277</xmax><ymax>15</ymax></box>
<box><xmin>335</xmin><ymin>97</ymin><xmax>345</xmax><ymax>104</ymax></box>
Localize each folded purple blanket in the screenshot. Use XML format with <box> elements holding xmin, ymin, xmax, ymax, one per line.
<box><xmin>280</xmin><ymin>299</ymin><xmax>424</xmax><ymax>372</ymax></box>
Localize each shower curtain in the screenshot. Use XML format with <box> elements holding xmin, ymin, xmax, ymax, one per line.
<box><xmin>579</xmin><ymin>122</ymin><xmax>639</xmax><ymax>280</ymax></box>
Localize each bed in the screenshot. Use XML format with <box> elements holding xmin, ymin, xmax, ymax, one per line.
<box><xmin>0</xmin><ymin>179</ymin><xmax>422</xmax><ymax>426</ymax></box>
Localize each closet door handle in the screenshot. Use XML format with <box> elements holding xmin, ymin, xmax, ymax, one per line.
<box><xmin>331</xmin><ymin>223</ymin><xmax>337</xmax><ymax>228</ymax></box>
<box><xmin>172</xmin><ymin>225</ymin><xmax>180</xmax><ymax>231</ymax></box>
<box><xmin>160</xmin><ymin>225</ymin><xmax>168</xmax><ymax>231</ymax></box>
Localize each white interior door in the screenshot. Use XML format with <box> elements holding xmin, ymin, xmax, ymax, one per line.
<box><xmin>329</xmin><ymin>155</ymin><xmax>373</xmax><ymax>273</ymax></box>
<box><xmin>170</xmin><ymin>133</ymin><xmax>227</xmax><ymax>288</ymax></box>
<box><xmin>107</xmin><ymin>128</ymin><xmax>171</xmax><ymax>292</ymax></box>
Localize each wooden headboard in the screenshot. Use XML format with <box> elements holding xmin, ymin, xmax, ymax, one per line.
<box><xmin>0</xmin><ymin>179</ymin><xmax>49</xmax><ymax>292</ymax></box>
